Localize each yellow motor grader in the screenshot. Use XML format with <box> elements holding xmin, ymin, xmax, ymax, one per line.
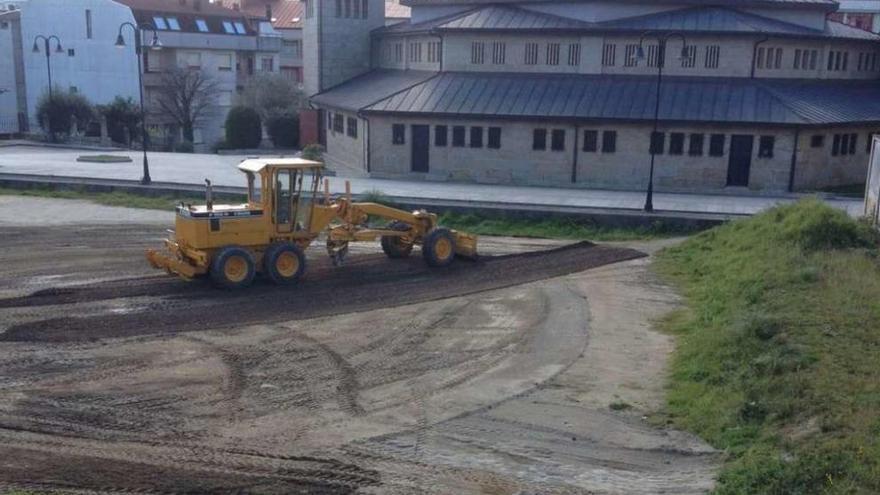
<box><xmin>146</xmin><ymin>158</ymin><xmax>477</xmax><ymax>289</ymax></box>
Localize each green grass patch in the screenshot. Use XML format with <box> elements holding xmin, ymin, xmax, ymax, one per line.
<box><xmin>655</xmin><ymin>198</ymin><xmax>880</xmax><ymax>494</ymax></box>
<box><xmin>816</xmin><ymin>183</ymin><xmax>866</xmax><ymax>198</ymax></box>
<box><xmin>0</xmin><ymin>186</ymin><xmax>233</xmax><ymax>211</ymax></box>
<box><xmin>75</xmin><ymin>154</ymin><xmax>133</xmax><ymax>163</ymax></box>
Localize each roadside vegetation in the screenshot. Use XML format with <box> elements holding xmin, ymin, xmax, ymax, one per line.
<box><xmin>655</xmin><ymin>199</ymin><xmax>880</xmax><ymax>494</ymax></box>
<box><xmin>0</xmin><ymin>186</ymin><xmax>692</xmax><ymax>241</ymax></box>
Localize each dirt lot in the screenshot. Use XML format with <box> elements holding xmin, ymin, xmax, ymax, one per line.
<box><xmin>0</xmin><ymin>197</ymin><xmax>718</xmax><ymax>494</ymax></box>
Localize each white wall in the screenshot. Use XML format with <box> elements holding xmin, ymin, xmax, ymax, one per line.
<box><xmin>0</xmin><ymin>12</ymin><xmax>19</xmax><ymax>133</ymax></box>
<box><xmin>3</xmin><ymin>0</ymin><xmax>140</xmax><ymax>126</ymax></box>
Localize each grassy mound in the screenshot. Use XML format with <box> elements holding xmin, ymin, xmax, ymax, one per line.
<box><xmin>656</xmin><ymin>199</ymin><xmax>880</xmax><ymax>494</ymax></box>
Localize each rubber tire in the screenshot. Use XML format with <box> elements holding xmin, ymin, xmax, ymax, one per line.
<box><xmin>263</xmin><ymin>242</ymin><xmax>307</xmax><ymax>285</ymax></box>
<box><xmin>381</xmin><ymin>221</ymin><xmax>414</xmax><ymax>259</ymax></box>
<box><xmin>210</xmin><ymin>246</ymin><xmax>256</xmax><ymax>290</ymax></box>
<box><xmin>422</xmin><ymin>227</ymin><xmax>456</xmax><ymax>268</ymax></box>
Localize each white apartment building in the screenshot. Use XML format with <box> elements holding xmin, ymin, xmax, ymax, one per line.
<box><xmin>0</xmin><ymin>0</ymin><xmax>140</xmax><ymax>135</ymax></box>
<box><xmin>116</xmin><ymin>0</ymin><xmax>282</xmax><ymax>150</ymax></box>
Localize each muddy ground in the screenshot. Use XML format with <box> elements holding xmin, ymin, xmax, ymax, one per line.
<box><xmin>0</xmin><ymin>197</ymin><xmax>718</xmax><ymax>494</ymax></box>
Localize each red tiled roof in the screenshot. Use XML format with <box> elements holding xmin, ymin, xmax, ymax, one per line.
<box><xmin>114</xmin><ymin>0</ymin><xmax>249</xmax><ymax>17</ymax></box>
<box><xmin>239</xmin><ymin>0</ymin><xmax>304</xmax><ymax>29</ymax></box>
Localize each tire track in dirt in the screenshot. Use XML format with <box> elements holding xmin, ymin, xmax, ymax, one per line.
<box><xmin>0</xmin><ymin>242</ymin><xmax>644</xmax><ymax>343</ymax></box>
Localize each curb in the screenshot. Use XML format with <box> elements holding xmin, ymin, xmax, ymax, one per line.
<box><xmin>0</xmin><ymin>172</ymin><xmax>738</xmax><ymax>229</ymax></box>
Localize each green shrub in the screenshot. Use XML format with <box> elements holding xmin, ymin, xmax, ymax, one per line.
<box><xmin>174</xmin><ymin>141</ymin><xmax>194</xmax><ymax>153</ymax></box>
<box><xmin>36</xmin><ymin>89</ymin><xmax>94</xmax><ymax>140</ymax></box>
<box><xmin>301</xmin><ymin>143</ymin><xmax>325</xmax><ymax>162</ymax></box>
<box><xmin>224</xmin><ymin>106</ymin><xmax>262</xmax><ymax>149</ymax></box>
<box><xmin>266</xmin><ymin>114</ymin><xmax>299</xmax><ymax>148</ymax></box>
<box><xmin>98</xmin><ymin>96</ymin><xmax>141</xmax><ymax>145</ymax></box>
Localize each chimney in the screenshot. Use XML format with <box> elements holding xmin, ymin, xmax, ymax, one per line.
<box><xmin>265</xmin><ymin>2</ymin><xmax>272</xmax><ymax>20</ymax></box>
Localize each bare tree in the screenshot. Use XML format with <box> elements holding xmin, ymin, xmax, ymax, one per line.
<box><xmin>238</xmin><ymin>73</ymin><xmax>305</xmax><ymax>120</ymax></box>
<box><xmin>153</xmin><ymin>67</ymin><xmax>221</xmax><ymax>143</ymax></box>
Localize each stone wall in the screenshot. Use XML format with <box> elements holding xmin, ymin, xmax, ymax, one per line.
<box><xmin>793</xmin><ymin>125</ymin><xmax>880</xmax><ymax>190</ymax></box>
<box><xmin>324</xmin><ymin>109</ymin><xmax>366</xmax><ymax>172</ymax></box>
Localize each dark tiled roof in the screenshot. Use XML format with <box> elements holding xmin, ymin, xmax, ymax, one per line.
<box><xmin>310</xmin><ymin>69</ymin><xmax>437</xmax><ymax>105</ymax></box>
<box><xmin>400</xmin><ymin>0</ymin><xmax>838</xmax><ymax>10</ymax></box>
<box><xmin>313</xmin><ymin>70</ymin><xmax>880</xmax><ymax>125</ymax></box>
<box><xmin>379</xmin><ymin>4</ymin><xmax>880</xmax><ymax>40</ymax></box>
<box><xmin>440</xmin><ymin>4</ymin><xmax>593</xmax><ymax>30</ymax></box>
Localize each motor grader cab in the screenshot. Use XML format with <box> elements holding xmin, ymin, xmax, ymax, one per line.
<box><xmin>146</xmin><ymin>158</ymin><xmax>477</xmax><ymax>289</ymax></box>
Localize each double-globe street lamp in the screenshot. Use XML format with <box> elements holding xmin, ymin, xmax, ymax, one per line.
<box><xmin>32</xmin><ymin>34</ymin><xmax>64</xmax><ymax>141</ymax></box>
<box><xmin>636</xmin><ymin>31</ymin><xmax>688</xmax><ymax>213</ymax></box>
<box><xmin>115</xmin><ymin>22</ymin><xmax>162</xmax><ymax>185</ymax></box>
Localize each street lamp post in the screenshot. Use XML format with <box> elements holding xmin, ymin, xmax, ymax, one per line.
<box><xmin>32</xmin><ymin>35</ymin><xmax>63</xmax><ymax>141</ymax></box>
<box><xmin>636</xmin><ymin>31</ymin><xmax>687</xmax><ymax>213</ymax></box>
<box><xmin>116</xmin><ymin>22</ymin><xmax>162</xmax><ymax>186</ymax></box>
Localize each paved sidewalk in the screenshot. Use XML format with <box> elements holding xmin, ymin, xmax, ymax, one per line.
<box><xmin>0</xmin><ymin>146</ymin><xmax>863</xmax><ymax>217</ymax></box>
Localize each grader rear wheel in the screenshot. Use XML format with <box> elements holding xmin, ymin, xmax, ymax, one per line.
<box><xmin>210</xmin><ymin>246</ymin><xmax>256</xmax><ymax>290</ymax></box>
<box><xmin>381</xmin><ymin>221</ymin><xmax>414</xmax><ymax>259</ymax></box>
<box><xmin>264</xmin><ymin>242</ymin><xmax>307</xmax><ymax>285</ymax></box>
<box><xmin>422</xmin><ymin>227</ymin><xmax>456</xmax><ymax>267</ymax></box>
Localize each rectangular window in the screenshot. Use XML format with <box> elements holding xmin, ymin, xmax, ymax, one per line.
<box><xmin>624</xmin><ymin>44</ymin><xmax>639</xmax><ymax>67</ymax></box>
<box><xmin>333</xmin><ymin>113</ymin><xmax>344</xmax><ymax>133</ymax></box>
<box><xmin>546</xmin><ymin>43</ymin><xmax>560</xmax><ymax>65</ymax></box>
<box><xmin>234</xmin><ymin>22</ymin><xmax>247</xmax><ymax>34</ymax></box>
<box><xmin>794</xmin><ymin>49</ymin><xmax>801</xmax><ymax>70</ymax></box>
<box><xmin>470</xmin><ymin>127</ymin><xmax>483</xmax><ymax>148</ymax></box>
<box><xmin>217</xmin><ymin>53</ymin><xmax>233</xmax><ymax>71</ymax></box>
<box><xmin>167</xmin><ymin>17</ymin><xmax>181</xmax><ymax>31</ymax></box>
<box><xmin>582</xmin><ymin>130</ymin><xmax>598</xmax><ymax>152</ymax></box>
<box><xmin>669</xmin><ymin>132</ymin><xmax>685</xmax><ymax>155</ymax></box>
<box><xmin>392</xmin><ymin>124</ymin><xmax>405</xmax><ymax>145</ymax></box>
<box><xmin>435</xmin><ymin>125</ymin><xmax>447</xmax><ymax>146</ymax></box>
<box><xmin>849</xmin><ymin>133</ymin><xmax>857</xmax><ymax>154</ymax></box>
<box><xmin>533</xmin><ymin>129</ymin><xmax>547</xmax><ymax>150</ymax></box>
<box><xmin>758</xmin><ymin>135</ymin><xmax>774</xmax><ymax>158</ymax></box>
<box><xmin>408</xmin><ymin>42</ymin><xmax>422</xmax><ymax>63</ymax></box>
<box><xmin>709</xmin><ymin>134</ymin><xmax>725</xmax><ymax>156</ymax></box>
<box><xmin>832</xmin><ymin>133</ymin><xmax>841</xmax><ymax>155</ymax></box>
<box><xmin>681</xmin><ymin>45</ymin><xmax>696</xmax><ymax>68</ymax></box>
<box><xmin>488</xmin><ymin>127</ymin><xmax>501</xmax><ymax>149</ymax></box>
<box><xmin>353</xmin><ymin>0</ymin><xmax>360</xmax><ymax>19</ymax></box>
<box><xmin>261</xmin><ymin>56</ymin><xmax>274</xmax><ymax>72</ymax></box>
<box><xmin>346</xmin><ymin>117</ymin><xmax>358</xmax><ymax>138</ymax></box>
<box><xmin>471</xmin><ymin>42</ymin><xmax>485</xmax><ymax>64</ymax></box>
<box><xmin>85</xmin><ymin>9</ymin><xmax>93</xmax><ymax>39</ymax></box>
<box><xmin>567</xmin><ymin>43</ymin><xmax>581</xmax><ymax>66</ymax></box>
<box><xmin>689</xmin><ymin>133</ymin><xmax>704</xmax><ymax>156</ymax></box>
<box><xmin>602</xmin><ymin>130</ymin><xmax>617</xmax><ymax>153</ymax></box>
<box><xmin>647</xmin><ymin>44</ymin><xmax>660</xmax><ymax>68</ymax></box>
<box><xmin>705</xmin><ymin>45</ymin><xmax>720</xmax><ymax>69</ymax></box>
<box><xmin>223</xmin><ymin>21</ymin><xmax>235</xmax><ymax>34</ymax></box>
<box><xmin>336</xmin><ymin>0</ymin><xmax>341</xmax><ymax>17</ymax></box>
<box><xmin>344</xmin><ymin>0</ymin><xmax>351</xmax><ymax>17</ymax></box>
<box><xmin>757</xmin><ymin>46</ymin><xmax>765</xmax><ymax>69</ymax></box>
<box><xmin>328</xmin><ymin>111</ymin><xmax>333</xmax><ymax>130</ymax></box>
<box><xmin>810</xmin><ymin>50</ymin><xmax>818</xmax><ymax>70</ymax></box>
<box><xmin>525</xmin><ymin>42</ymin><xmax>539</xmax><ymax>65</ymax></box>
<box><xmin>811</xmin><ymin>135</ymin><xmax>824</xmax><ymax>148</ymax></box>
<box><xmin>843</xmin><ymin>51</ymin><xmax>849</xmax><ymax>71</ymax></box>
<box><xmin>182</xmin><ymin>51</ymin><xmax>202</xmax><ymax>69</ymax></box>
<box><xmin>362</xmin><ymin>0</ymin><xmax>368</xmax><ymax>18</ymax></box>
<box><xmin>394</xmin><ymin>43</ymin><xmax>403</xmax><ymax>63</ymax></box>
<box><xmin>154</xmin><ymin>16</ymin><xmax>168</xmax><ymax>30</ymax></box>
<box><xmin>650</xmin><ymin>131</ymin><xmax>665</xmax><ymax>154</ymax></box>
<box><xmin>858</xmin><ymin>52</ymin><xmax>865</xmax><ymax>71</ymax></box>
<box><xmin>492</xmin><ymin>42</ymin><xmax>506</xmax><ymax>65</ymax></box>
<box><xmin>551</xmin><ymin>129</ymin><xmax>565</xmax><ymax>151</ymax></box>
<box><xmin>427</xmin><ymin>41</ymin><xmax>441</xmax><ymax>63</ymax></box>
<box><xmin>196</xmin><ymin>19</ymin><xmax>209</xmax><ymax>32</ymax></box>
<box><xmin>602</xmin><ymin>43</ymin><xmax>616</xmax><ymax>67</ymax></box>
<box><xmin>841</xmin><ymin>133</ymin><xmax>850</xmax><ymax>155</ymax></box>
<box><xmin>452</xmin><ymin>126</ymin><xmax>466</xmax><ymax>147</ymax></box>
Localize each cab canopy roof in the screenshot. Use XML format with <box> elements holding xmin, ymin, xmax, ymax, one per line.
<box><xmin>237</xmin><ymin>158</ymin><xmax>324</xmax><ymax>174</ymax></box>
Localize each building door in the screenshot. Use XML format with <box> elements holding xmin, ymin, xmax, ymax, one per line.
<box><xmin>411</xmin><ymin>125</ymin><xmax>430</xmax><ymax>173</ymax></box>
<box><xmin>727</xmin><ymin>135</ymin><xmax>754</xmax><ymax>187</ymax></box>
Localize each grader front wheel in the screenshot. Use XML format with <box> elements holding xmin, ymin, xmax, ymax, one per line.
<box><xmin>210</xmin><ymin>246</ymin><xmax>256</xmax><ymax>289</ymax></box>
<box><xmin>422</xmin><ymin>228</ymin><xmax>456</xmax><ymax>267</ymax></box>
<box><xmin>381</xmin><ymin>221</ymin><xmax>414</xmax><ymax>259</ymax></box>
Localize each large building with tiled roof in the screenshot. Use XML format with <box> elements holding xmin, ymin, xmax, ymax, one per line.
<box><xmin>308</xmin><ymin>0</ymin><xmax>880</xmax><ymax>192</ymax></box>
